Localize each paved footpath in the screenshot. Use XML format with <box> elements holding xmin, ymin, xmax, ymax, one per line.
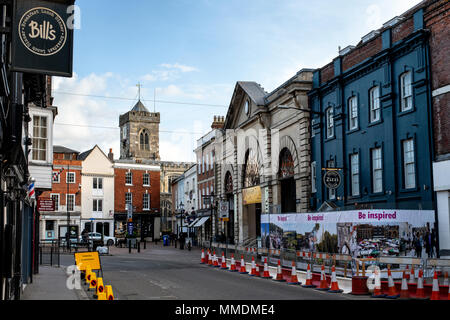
<box><xmin>21</xmin><ymin>265</ymin><xmax>89</xmax><ymax>300</ymax></box>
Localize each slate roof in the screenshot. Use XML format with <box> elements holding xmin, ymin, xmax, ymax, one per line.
<box><xmin>237</xmin><ymin>81</ymin><xmax>267</xmax><ymax>106</ymax></box>
<box><xmin>77</xmin><ymin>148</ymin><xmax>94</xmax><ymax>161</ymax></box>
<box><xmin>131</xmin><ymin>100</ymin><xmax>150</xmax><ymax>112</ymax></box>
<box><xmin>53</xmin><ymin>145</ymin><xmax>79</xmax><ymax>154</ymax></box>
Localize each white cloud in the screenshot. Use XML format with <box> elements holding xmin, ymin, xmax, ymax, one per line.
<box><xmin>160</xmin><ymin>63</ymin><xmax>199</xmax><ymax>73</ymax></box>
<box><xmin>141</xmin><ymin>63</ymin><xmax>198</xmax><ymax>83</ymax></box>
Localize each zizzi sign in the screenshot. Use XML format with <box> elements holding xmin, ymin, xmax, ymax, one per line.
<box><xmin>12</xmin><ymin>0</ymin><xmax>75</xmax><ymax>77</ymax></box>
<box><xmin>323</xmin><ymin>169</ymin><xmax>342</xmax><ymax>190</ymax></box>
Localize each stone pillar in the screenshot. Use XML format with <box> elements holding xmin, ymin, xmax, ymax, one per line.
<box><xmin>297</xmin><ymin>114</ymin><xmax>311</xmax><ymax>213</ymax></box>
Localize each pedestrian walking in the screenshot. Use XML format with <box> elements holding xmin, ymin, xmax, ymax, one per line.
<box><xmin>414</xmin><ymin>233</ymin><xmax>422</xmax><ymax>258</ymax></box>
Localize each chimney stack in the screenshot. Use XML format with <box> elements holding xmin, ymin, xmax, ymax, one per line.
<box><xmin>211</xmin><ymin>115</ymin><xmax>225</xmax><ymax>129</ymax></box>
<box><xmin>108</xmin><ymin>148</ymin><xmax>114</xmax><ymax>161</ymax></box>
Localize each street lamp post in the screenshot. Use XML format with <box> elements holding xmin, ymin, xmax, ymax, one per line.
<box><xmin>210</xmin><ymin>192</ymin><xmax>214</xmax><ymax>250</ymax></box>
<box><xmin>179</xmin><ymin>202</ymin><xmax>184</xmax><ymax>250</ymax></box>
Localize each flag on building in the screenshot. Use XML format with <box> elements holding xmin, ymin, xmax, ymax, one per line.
<box><xmin>53</xmin><ymin>168</ymin><xmax>64</xmax><ymax>182</ymax></box>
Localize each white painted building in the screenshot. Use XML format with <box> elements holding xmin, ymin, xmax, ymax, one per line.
<box><xmin>184</xmin><ymin>164</ymin><xmax>197</xmax><ymax>215</ymax></box>
<box><xmin>79</xmin><ymin>145</ymin><xmax>115</xmax><ymax>239</ymax></box>
<box><xmin>28</xmin><ymin>104</ymin><xmax>57</xmax><ymax>191</ymax></box>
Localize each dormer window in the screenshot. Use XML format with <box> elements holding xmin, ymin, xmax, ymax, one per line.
<box><xmin>244</xmin><ymin>100</ymin><xmax>250</xmax><ymax>115</ymax></box>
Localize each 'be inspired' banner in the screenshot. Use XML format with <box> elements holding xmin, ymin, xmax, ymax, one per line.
<box><xmin>261</xmin><ymin>210</ymin><xmax>436</xmax><ymax>257</ymax></box>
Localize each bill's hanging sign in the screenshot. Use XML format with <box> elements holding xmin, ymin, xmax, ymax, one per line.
<box><xmin>12</xmin><ymin>0</ymin><xmax>75</xmax><ymax>77</ymax></box>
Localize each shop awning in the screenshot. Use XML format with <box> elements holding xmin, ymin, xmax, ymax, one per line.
<box><xmin>193</xmin><ymin>216</ymin><xmax>210</xmax><ymax>228</ymax></box>
<box><xmin>188</xmin><ymin>218</ymin><xmax>201</xmax><ymax>228</ymax></box>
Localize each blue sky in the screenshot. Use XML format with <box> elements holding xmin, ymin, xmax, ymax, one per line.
<box><xmin>52</xmin><ymin>0</ymin><xmax>422</xmax><ymax>162</ymax></box>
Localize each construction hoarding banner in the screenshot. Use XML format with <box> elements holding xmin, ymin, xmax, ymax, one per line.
<box><xmin>261</xmin><ymin>210</ymin><xmax>436</xmax><ymax>258</ymax></box>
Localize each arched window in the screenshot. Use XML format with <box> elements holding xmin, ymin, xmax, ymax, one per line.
<box><xmin>140</xmin><ymin>130</ymin><xmax>150</xmax><ymax>151</ymax></box>
<box><xmin>225</xmin><ymin>171</ymin><xmax>233</xmax><ymax>194</ymax></box>
<box><xmin>243</xmin><ymin>149</ymin><xmax>260</xmax><ymax>188</ymax></box>
<box><xmin>278</xmin><ymin>148</ymin><xmax>295</xmax><ymax>179</ymax></box>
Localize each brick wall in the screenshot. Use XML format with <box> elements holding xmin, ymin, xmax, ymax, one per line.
<box><xmin>392</xmin><ymin>17</ymin><xmax>414</xmax><ymax>43</ymax></box>
<box><xmin>320</xmin><ymin>62</ymin><xmax>334</xmax><ymax>84</ymax></box>
<box><xmin>425</xmin><ymin>0</ymin><xmax>450</xmax><ymax>157</ymax></box>
<box><xmin>342</xmin><ymin>36</ymin><xmax>382</xmax><ymax>72</ymax></box>
<box><xmin>114</xmin><ymin>168</ymin><xmax>160</xmax><ymax>213</ymax></box>
<box><xmin>40</xmin><ymin>159</ymin><xmax>82</xmax><ymax>206</ymax></box>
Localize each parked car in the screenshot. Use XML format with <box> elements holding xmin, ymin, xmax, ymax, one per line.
<box><xmin>79</xmin><ymin>232</ymin><xmax>116</xmax><ymax>246</ymax></box>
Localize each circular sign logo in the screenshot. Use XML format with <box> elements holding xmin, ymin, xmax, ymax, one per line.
<box><xmin>18</xmin><ymin>7</ymin><xmax>67</xmax><ymax>56</ymax></box>
<box><xmin>323</xmin><ymin>170</ymin><xmax>342</xmax><ymax>189</ymax></box>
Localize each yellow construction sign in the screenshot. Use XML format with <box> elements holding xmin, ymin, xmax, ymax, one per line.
<box><xmin>74</xmin><ymin>251</ymin><xmax>101</xmax><ymax>271</ymax></box>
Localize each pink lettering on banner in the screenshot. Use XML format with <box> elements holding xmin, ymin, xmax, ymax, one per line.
<box><xmin>358</xmin><ymin>211</ymin><xmax>398</xmax><ymax>221</ymax></box>
<box><xmin>277</xmin><ymin>216</ymin><xmax>287</xmax><ymax>222</ymax></box>
<box><xmin>307</xmin><ymin>215</ymin><xmax>311</xmax><ymax>221</ymax></box>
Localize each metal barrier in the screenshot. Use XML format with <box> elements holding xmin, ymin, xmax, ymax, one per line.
<box><xmin>39</xmin><ymin>241</ymin><xmax>60</xmax><ymax>267</ymax></box>
<box><xmin>205</xmin><ymin>243</ymin><xmax>449</xmax><ymax>281</ymax></box>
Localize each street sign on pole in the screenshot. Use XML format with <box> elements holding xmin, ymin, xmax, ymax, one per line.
<box><xmin>218</xmin><ymin>201</ymin><xmax>229</xmax><ymax>222</ymax></box>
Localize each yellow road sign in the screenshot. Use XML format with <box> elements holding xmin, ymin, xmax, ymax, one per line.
<box><xmin>75</xmin><ymin>252</ymin><xmax>101</xmax><ymax>271</ymax></box>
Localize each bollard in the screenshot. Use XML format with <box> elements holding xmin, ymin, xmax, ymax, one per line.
<box><xmin>128</xmin><ymin>240</ymin><xmax>131</xmax><ymax>254</ymax></box>
<box><xmin>105</xmin><ymin>285</ymin><xmax>115</xmax><ymax>300</ymax></box>
<box><xmin>144</xmin><ymin>240</ymin><xmax>146</xmax><ymax>250</ymax></box>
<box><xmin>89</xmin><ymin>273</ymin><xmax>97</xmax><ymax>291</ymax></box>
<box><xmin>138</xmin><ymin>241</ymin><xmax>140</xmax><ymax>253</ymax></box>
<box><xmin>95</xmin><ymin>277</ymin><xmax>105</xmax><ymax>299</ymax></box>
<box><xmin>85</xmin><ymin>265</ymin><xmax>92</xmax><ymax>286</ymax></box>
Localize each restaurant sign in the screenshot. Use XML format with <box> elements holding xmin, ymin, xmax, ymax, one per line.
<box><xmin>11</xmin><ymin>0</ymin><xmax>75</xmax><ymax>77</ymax></box>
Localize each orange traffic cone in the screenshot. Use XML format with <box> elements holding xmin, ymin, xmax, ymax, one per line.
<box><xmin>262</xmin><ymin>258</ymin><xmax>271</xmax><ymax>279</ymax></box>
<box><xmin>448</xmin><ymin>281</ymin><xmax>450</xmax><ymax>300</ymax></box>
<box><xmin>386</xmin><ymin>267</ymin><xmax>400</xmax><ymax>299</ymax></box>
<box><xmin>239</xmin><ymin>255</ymin><xmax>248</xmax><ymax>274</ymax></box>
<box><xmin>400</xmin><ymin>271</ymin><xmax>409</xmax><ymax>299</ymax></box>
<box><xmin>249</xmin><ymin>256</ymin><xmax>259</xmax><ymax>276</ymax></box>
<box><xmin>430</xmin><ymin>270</ymin><xmax>441</xmax><ymax>301</ymax></box>
<box><xmin>200</xmin><ymin>249</ymin><xmax>206</xmax><ymax>264</ymax></box>
<box><xmin>302</xmin><ymin>264</ymin><xmax>316</xmax><ymax>288</ymax></box>
<box><xmin>213</xmin><ymin>251</ymin><xmax>219</xmax><ymax>267</ymax></box>
<box><xmin>415</xmin><ymin>269</ymin><xmax>427</xmax><ymax>299</ymax></box>
<box><xmin>409</xmin><ymin>265</ymin><xmax>415</xmax><ymax>284</ymax></box>
<box><xmin>316</xmin><ymin>264</ymin><xmax>329</xmax><ymax>291</ymax></box>
<box><xmin>444</xmin><ymin>272</ymin><xmax>449</xmax><ymax>286</ymax></box>
<box><xmin>208</xmin><ymin>250</ymin><xmax>213</xmax><ymax>266</ymax></box>
<box><xmin>328</xmin><ymin>266</ymin><xmax>343</xmax><ymax>293</ymax></box>
<box><xmin>274</xmin><ymin>260</ymin><xmax>286</xmax><ymax>282</ymax></box>
<box><xmin>405</xmin><ymin>265</ymin><xmax>410</xmax><ymax>280</ymax></box>
<box><xmin>287</xmin><ymin>261</ymin><xmax>300</xmax><ymax>285</ymax></box>
<box><xmin>229</xmin><ymin>254</ymin><xmax>237</xmax><ymax>272</ymax></box>
<box><xmin>220</xmin><ymin>252</ymin><xmax>228</xmax><ymax>269</ymax></box>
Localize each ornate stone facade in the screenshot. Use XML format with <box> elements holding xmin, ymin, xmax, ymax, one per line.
<box><xmin>217</xmin><ymin>70</ymin><xmax>314</xmax><ymax>245</ymax></box>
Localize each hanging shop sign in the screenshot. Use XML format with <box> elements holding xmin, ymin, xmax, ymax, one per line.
<box><xmin>242</xmin><ymin>186</ymin><xmax>262</xmax><ymax>205</ymax></box>
<box><xmin>323</xmin><ymin>168</ymin><xmax>342</xmax><ymax>189</ymax></box>
<box><xmin>11</xmin><ymin>0</ymin><xmax>75</xmax><ymax>77</ymax></box>
<box><xmin>37</xmin><ymin>198</ymin><xmax>55</xmax><ymax>212</ymax></box>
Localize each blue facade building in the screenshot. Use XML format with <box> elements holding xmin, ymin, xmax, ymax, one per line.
<box><xmin>309</xmin><ymin>10</ymin><xmax>435</xmax><ymax>212</ymax></box>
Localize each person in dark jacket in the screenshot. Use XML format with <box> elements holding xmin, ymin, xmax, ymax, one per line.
<box><xmin>415</xmin><ymin>233</ymin><xmax>422</xmax><ymax>258</ymax></box>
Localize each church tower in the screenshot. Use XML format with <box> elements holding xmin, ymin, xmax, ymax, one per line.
<box><xmin>119</xmin><ymin>99</ymin><xmax>160</xmax><ymax>161</ymax></box>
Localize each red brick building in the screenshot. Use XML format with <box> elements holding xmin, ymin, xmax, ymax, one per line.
<box><xmin>425</xmin><ymin>0</ymin><xmax>450</xmax><ymax>257</ymax></box>
<box><xmin>113</xmin><ymin>159</ymin><xmax>160</xmax><ymax>240</ymax></box>
<box><xmin>39</xmin><ymin>146</ymin><xmax>82</xmax><ymax>241</ymax></box>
